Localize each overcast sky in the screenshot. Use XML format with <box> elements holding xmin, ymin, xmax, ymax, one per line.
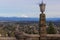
<box><xmin>0</xmin><ymin>0</ymin><xmax>60</xmax><ymax>18</ymax></box>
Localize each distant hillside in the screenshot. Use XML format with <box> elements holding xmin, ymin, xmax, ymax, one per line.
<box><xmin>46</xmin><ymin>18</ymin><xmax>60</xmax><ymax>22</ymax></box>
<box><xmin>0</xmin><ymin>17</ymin><xmax>60</xmax><ymax>22</ymax></box>
<box><xmin>0</xmin><ymin>17</ymin><xmax>39</xmax><ymax>22</ymax></box>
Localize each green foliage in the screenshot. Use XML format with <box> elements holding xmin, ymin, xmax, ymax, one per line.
<box><xmin>47</xmin><ymin>22</ymin><xmax>57</xmax><ymax>34</ymax></box>
<box><xmin>10</xmin><ymin>31</ymin><xmax>15</xmax><ymax>37</ymax></box>
<box><xmin>24</xmin><ymin>26</ymin><xmax>39</xmax><ymax>34</ymax></box>
<box><xmin>1</xmin><ymin>24</ymin><xmax>16</xmax><ymax>37</ymax></box>
<box><xmin>0</xmin><ymin>29</ymin><xmax>7</xmax><ymax>37</ymax></box>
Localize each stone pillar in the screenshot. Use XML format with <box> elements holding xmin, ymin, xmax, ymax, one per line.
<box><xmin>39</xmin><ymin>13</ymin><xmax>46</xmax><ymax>40</ymax></box>
<box><xmin>39</xmin><ymin>1</ymin><xmax>46</xmax><ymax>40</ymax></box>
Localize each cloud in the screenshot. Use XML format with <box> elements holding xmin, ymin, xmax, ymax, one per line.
<box><xmin>20</xmin><ymin>14</ymin><xmax>28</xmax><ymax>18</ymax></box>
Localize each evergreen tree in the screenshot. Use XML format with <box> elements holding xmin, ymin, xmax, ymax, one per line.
<box><xmin>47</xmin><ymin>22</ymin><xmax>57</xmax><ymax>34</ymax></box>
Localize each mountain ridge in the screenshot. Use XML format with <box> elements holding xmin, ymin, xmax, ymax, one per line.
<box><xmin>0</xmin><ymin>17</ymin><xmax>59</xmax><ymax>22</ymax></box>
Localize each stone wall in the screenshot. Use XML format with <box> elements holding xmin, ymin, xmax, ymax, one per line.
<box><xmin>47</xmin><ymin>37</ymin><xmax>60</xmax><ymax>40</ymax></box>
<box><xmin>18</xmin><ymin>37</ymin><xmax>60</xmax><ymax>40</ymax></box>
<box><xmin>15</xmin><ymin>32</ymin><xmax>60</xmax><ymax>40</ymax></box>
<box><xmin>0</xmin><ymin>37</ymin><xmax>17</xmax><ymax>40</ymax></box>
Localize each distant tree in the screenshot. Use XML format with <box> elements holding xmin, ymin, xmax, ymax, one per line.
<box><xmin>47</xmin><ymin>22</ymin><xmax>57</xmax><ymax>34</ymax></box>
